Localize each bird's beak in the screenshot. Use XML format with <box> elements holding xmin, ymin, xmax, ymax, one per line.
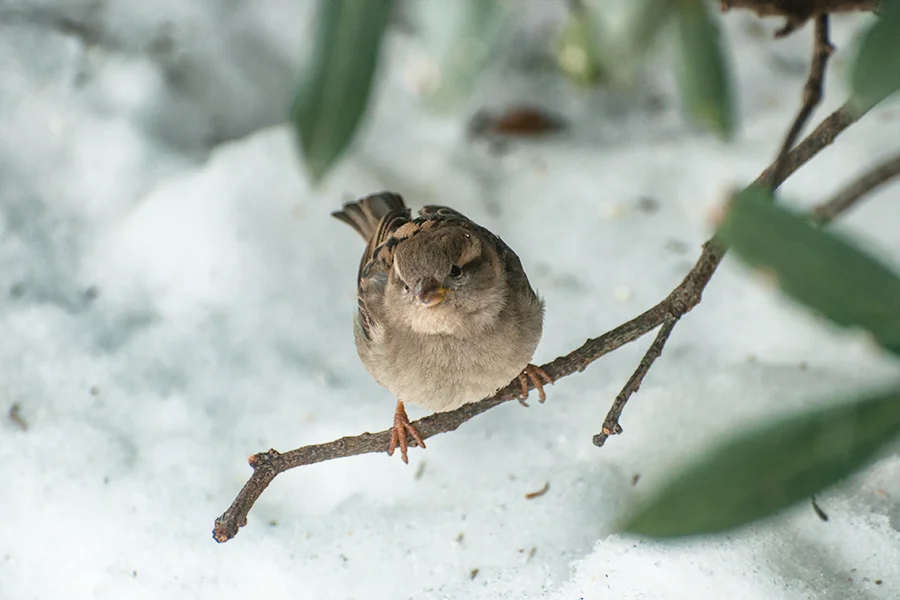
<box><xmin>414</xmin><ymin>278</ymin><xmax>447</xmax><ymax>307</ymax></box>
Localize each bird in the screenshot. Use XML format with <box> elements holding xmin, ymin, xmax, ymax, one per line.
<box><xmin>332</xmin><ymin>191</ymin><xmax>551</xmax><ymax>463</ymax></box>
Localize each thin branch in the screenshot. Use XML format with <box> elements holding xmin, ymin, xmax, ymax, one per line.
<box><xmin>812</xmin><ymin>153</ymin><xmax>900</xmax><ymax>223</ymax></box>
<box><xmin>593</xmin><ymin>316</ymin><xmax>679</xmax><ymax>447</ymax></box>
<box><xmin>213</xmin><ymin>301</ymin><xmax>670</xmax><ymax>543</ymax></box>
<box><xmin>756</xmin><ymin>105</ymin><xmax>855</xmax><ymax>189</ymax></box>
<box><xmin>770</xmin><ymin>15</ymin><xmax>833</xmax><ymax>188</ymax></box>
<box><xmin>720</xmin><ymin>0</ymin><xmax>878</xmax><ymax>38</ymax></box>
<box><xmin>213</xmin><ymin>102</ymin><xmax>861</xmax><ymax>544</ymax></box>
<box><xmin>592</xmin><ymin>24</ymin><xmax>835</xmax><ymax>446</ymax></box>
<box><xmin>720</xmin><ymin>0</ymin><xmax>879</xmax><ymax>15</ymax></box>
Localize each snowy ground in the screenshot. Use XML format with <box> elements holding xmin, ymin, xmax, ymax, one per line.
<box><xmin>2</xmin><ymin>2</ymin><xmax>900</xmax><ymax>599</ymax></box>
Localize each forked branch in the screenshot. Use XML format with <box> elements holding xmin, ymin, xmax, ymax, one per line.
<box><xmin>720</xmin><ymin>0</ymin><xmax>878</xmax><ymax>37</ymax></box>
<box><xmin>594</xmin><ymin>16</ymin><xmax>834</xmax><ymax>446</ymax></box>
<box><xmin>214</xmin><ymin>99</ymin><xmax>864</xmax><ymax>543</ymax></box>
<box><xmin>770</xmin><ymin>15</ymin><xmax>833</xmax><ymax>187</ymax></box>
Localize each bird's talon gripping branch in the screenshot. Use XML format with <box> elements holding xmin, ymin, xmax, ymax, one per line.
<box><xmin>388</xmin><ymin>400</ymin><xmax>426</xmax><ymax>464</ymax></box>
<box><xmin>518</xmin><ymin>364</ymin><xmax>554</xmax><ymax>404</ymax></box>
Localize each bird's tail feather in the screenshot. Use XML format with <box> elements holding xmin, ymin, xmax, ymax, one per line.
<box><xmin>332</xmin><ymin>192</ymin><xmax>408</xmax><ymax>242</ymax></box>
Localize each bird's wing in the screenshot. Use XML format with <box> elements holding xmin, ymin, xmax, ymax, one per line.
<box><xmin>350</xmin><ymin>194</ymin><xmax>410</xmax><ymax>340</ymax></box>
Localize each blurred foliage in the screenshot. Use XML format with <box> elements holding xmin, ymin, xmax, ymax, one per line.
<box><xmin>626</xmin><ymin>187</ymin><xmax>900</xmax><ymax>538</ymax></box>
<box><xmin>558</xmin><ymin>1</ymin><xmax>606</xmax><ymax>85</ymax></box>
<box><xmin>291</xmin><ymin>0</ymin><xmax>900</xmax><ymax>181</ymax></box>
<box><xmin>850</xmin><ymin>0</ymin><xmax>900</xmax><ymax>116</ymax></box>
<box><xmin>291</xmin><ymin>0</ymin><xmax>393</xmax><ymax>182</ymax></box>
<box><xmin>720</xmin><ymin>187</ymin><xmax>900</xmax><ymax>355</ymax></box>
<box><xmin>410</xmin><ymin>0</ymin><xmax>514</xmax><ymax>111</ymax></box>
<box><xmin>291</xmin><ymin>0</ymin><xmax>740</xmax><ymax>181</ymax></box>
<box><xmin>629</xmin><ymin>0</ymin><xmax>673</xmax><ymax>56</ymax></box>
<box><xmin>626</xmin><ymin>387</ymin><xmax>900</xmax><ymax>537</ymax></box>
<box><xmin>672</xmin><ymin>0</ymin><xmax>735</xmax><ymax>139</ymax></box>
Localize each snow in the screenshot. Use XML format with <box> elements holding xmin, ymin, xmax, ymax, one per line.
<box><xmin>2</xmin><ymin>3</ymin><xmax>900</xmax><ymax>599</ymax></box>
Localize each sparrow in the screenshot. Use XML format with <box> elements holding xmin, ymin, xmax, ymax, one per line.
<box><xmin>333</xmin><ymin>192</ymin><xmax>551</xmax><ymax>463</ymax></box>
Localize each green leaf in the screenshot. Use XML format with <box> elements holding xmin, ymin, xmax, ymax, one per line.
<box><xmin>625</xmin><ymin>387</ymin><xmax>900</xmax><ymax>537</ymax></box>
<box><xmin>291</xmin><ymin>0</ymin><xmax>394</xmax><ymax>182</ymax></box>
<box><xmin>718</xmin><ymin>186</ymin><xmax>900</xmax><ymax>355</ymax></box>
<box><xmin>413</xmin><ymin>0</ymin><xmax>512</xmax><ymax>111</ymax></box>
<box><xmin>850</xmin><ymin>0</ymin><xmax>900</xmax><ymax>116</ymax></box>
<box><xmin>630</xmin><ymin>0</ymin><xmax>674</xmax><ymax>56</ymax></box>
<box><xmin>672</xmin><ymin>0</ymin><xmax>735</xmax><ymax>139</ymax></box>
<box><xmin>558</xmin><ymin>1</ymin><xmax>605</xmax><ymax>86</ymax></box>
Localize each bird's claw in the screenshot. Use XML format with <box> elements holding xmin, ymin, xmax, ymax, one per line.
<box><xmin>388</xmin><ymin>400</ymin><xmax>426</xmax><ymax>464</ymax></box>
<box><xmin>517</xmin><ymin>364</ymin><xmax>553</xmax><ymax>405</ymax></box>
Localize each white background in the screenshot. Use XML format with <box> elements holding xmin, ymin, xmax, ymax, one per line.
<box><xmin>2</xmin><ymin>2</ymin><xmax>900</xmax><ymax>599</ymax></box>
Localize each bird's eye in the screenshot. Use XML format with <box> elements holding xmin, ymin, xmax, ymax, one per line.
<box><xmin>449</xmin><ymin>265</ymin><xmax>463</xmax><ymax>279</ymax></box>
<box><xmin>402</xmin><ymin>282</ymin><xmax>410</xmax><ymax>292</ymax></box>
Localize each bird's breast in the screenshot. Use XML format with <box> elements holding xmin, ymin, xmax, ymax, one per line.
<box><xmin>361</xmin><ymin>323</ymin><xmax>538</xmax><ymax>412</ymax></box>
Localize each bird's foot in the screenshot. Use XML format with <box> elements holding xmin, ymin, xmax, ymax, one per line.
<box><xmin>388</xmin><ymin>400</ymin><xmax>426</xmax><ymax>464</ymax></box>
<box><xmin>517</xmin><ymin>364</ymin><xmax>553</xmax><ymax>407</ymax></box>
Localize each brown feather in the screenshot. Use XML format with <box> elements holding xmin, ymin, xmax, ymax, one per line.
<box><xmin>333</xmin><ymin>192</ymin><xmax>411</xmax><ymax>340</ymax></box>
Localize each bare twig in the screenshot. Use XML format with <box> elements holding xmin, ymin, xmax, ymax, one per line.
<box><xmin>756</xmin><ymin>106</ymin><xmax>855</xmax><ymax>189</ymax></box>
<box><xmin>594</xmin><ymin>317</ymin><xmax>679</xmax><ymax>447</ymax></box>
<box><xmin>812</xmin><ymin>153</ymin><xmax>900</xmax><ymax>223</ymax></box>
<box><xmin>770</xmin><ymin>15</ymin><xmax>833</xmax><ymax>188</ymax></box>
<box><xmin>213</xmin><ymin>102</ymin><xmax>861</xmax><ymax>543</ymax></box>
<box><xmin>592</xmin><ymin>24</ymin><xmax>834</xmax><ymax>446</ymax></box>
<box><xmin>524</xmin><ymin>482</ymin><xmax>550</xmax><ymax>500</ymax></box>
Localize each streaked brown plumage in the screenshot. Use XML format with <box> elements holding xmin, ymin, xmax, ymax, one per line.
<box><xmin>333</xmin><ymin>192</ymin><xmax>549</xmax><ymax>462</ymax></box>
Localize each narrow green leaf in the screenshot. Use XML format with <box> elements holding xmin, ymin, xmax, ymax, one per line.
<box><xmin>850</xmin><ymin>0</ymin><xmax>900</xmax><ymax>116</ymax></box>
<box><xmin>291</xmin><ymin>0</ymin><xmax>394</xmax><ymax>182</ymax></box>
<box><xmin>718</xmin><ymin>186</ymin><xmax>900</xmax><ymax>355</ymax></box>
<box><xmin>630</xmin><ymin>0</ymin><xmax>673</xmax><ymax>55</ymax></box>
<box><xmin>673</xmin><ymin>0</ymin><xmax>735</xmax><ymax>139</ymax></box>
<box><xmin>558</xmin><ymin>2</ymin><xmax>605</xmax><ymax>86</ymax></box>
<box><xmin>415</xmin><ymin>0</ymin><xmax>512</xmax><ymax>111</ymax></box>
<box><xmin>626</xmin><ymin>387</ymin><xmax>900</xmax><ymax>537</ymax></box>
